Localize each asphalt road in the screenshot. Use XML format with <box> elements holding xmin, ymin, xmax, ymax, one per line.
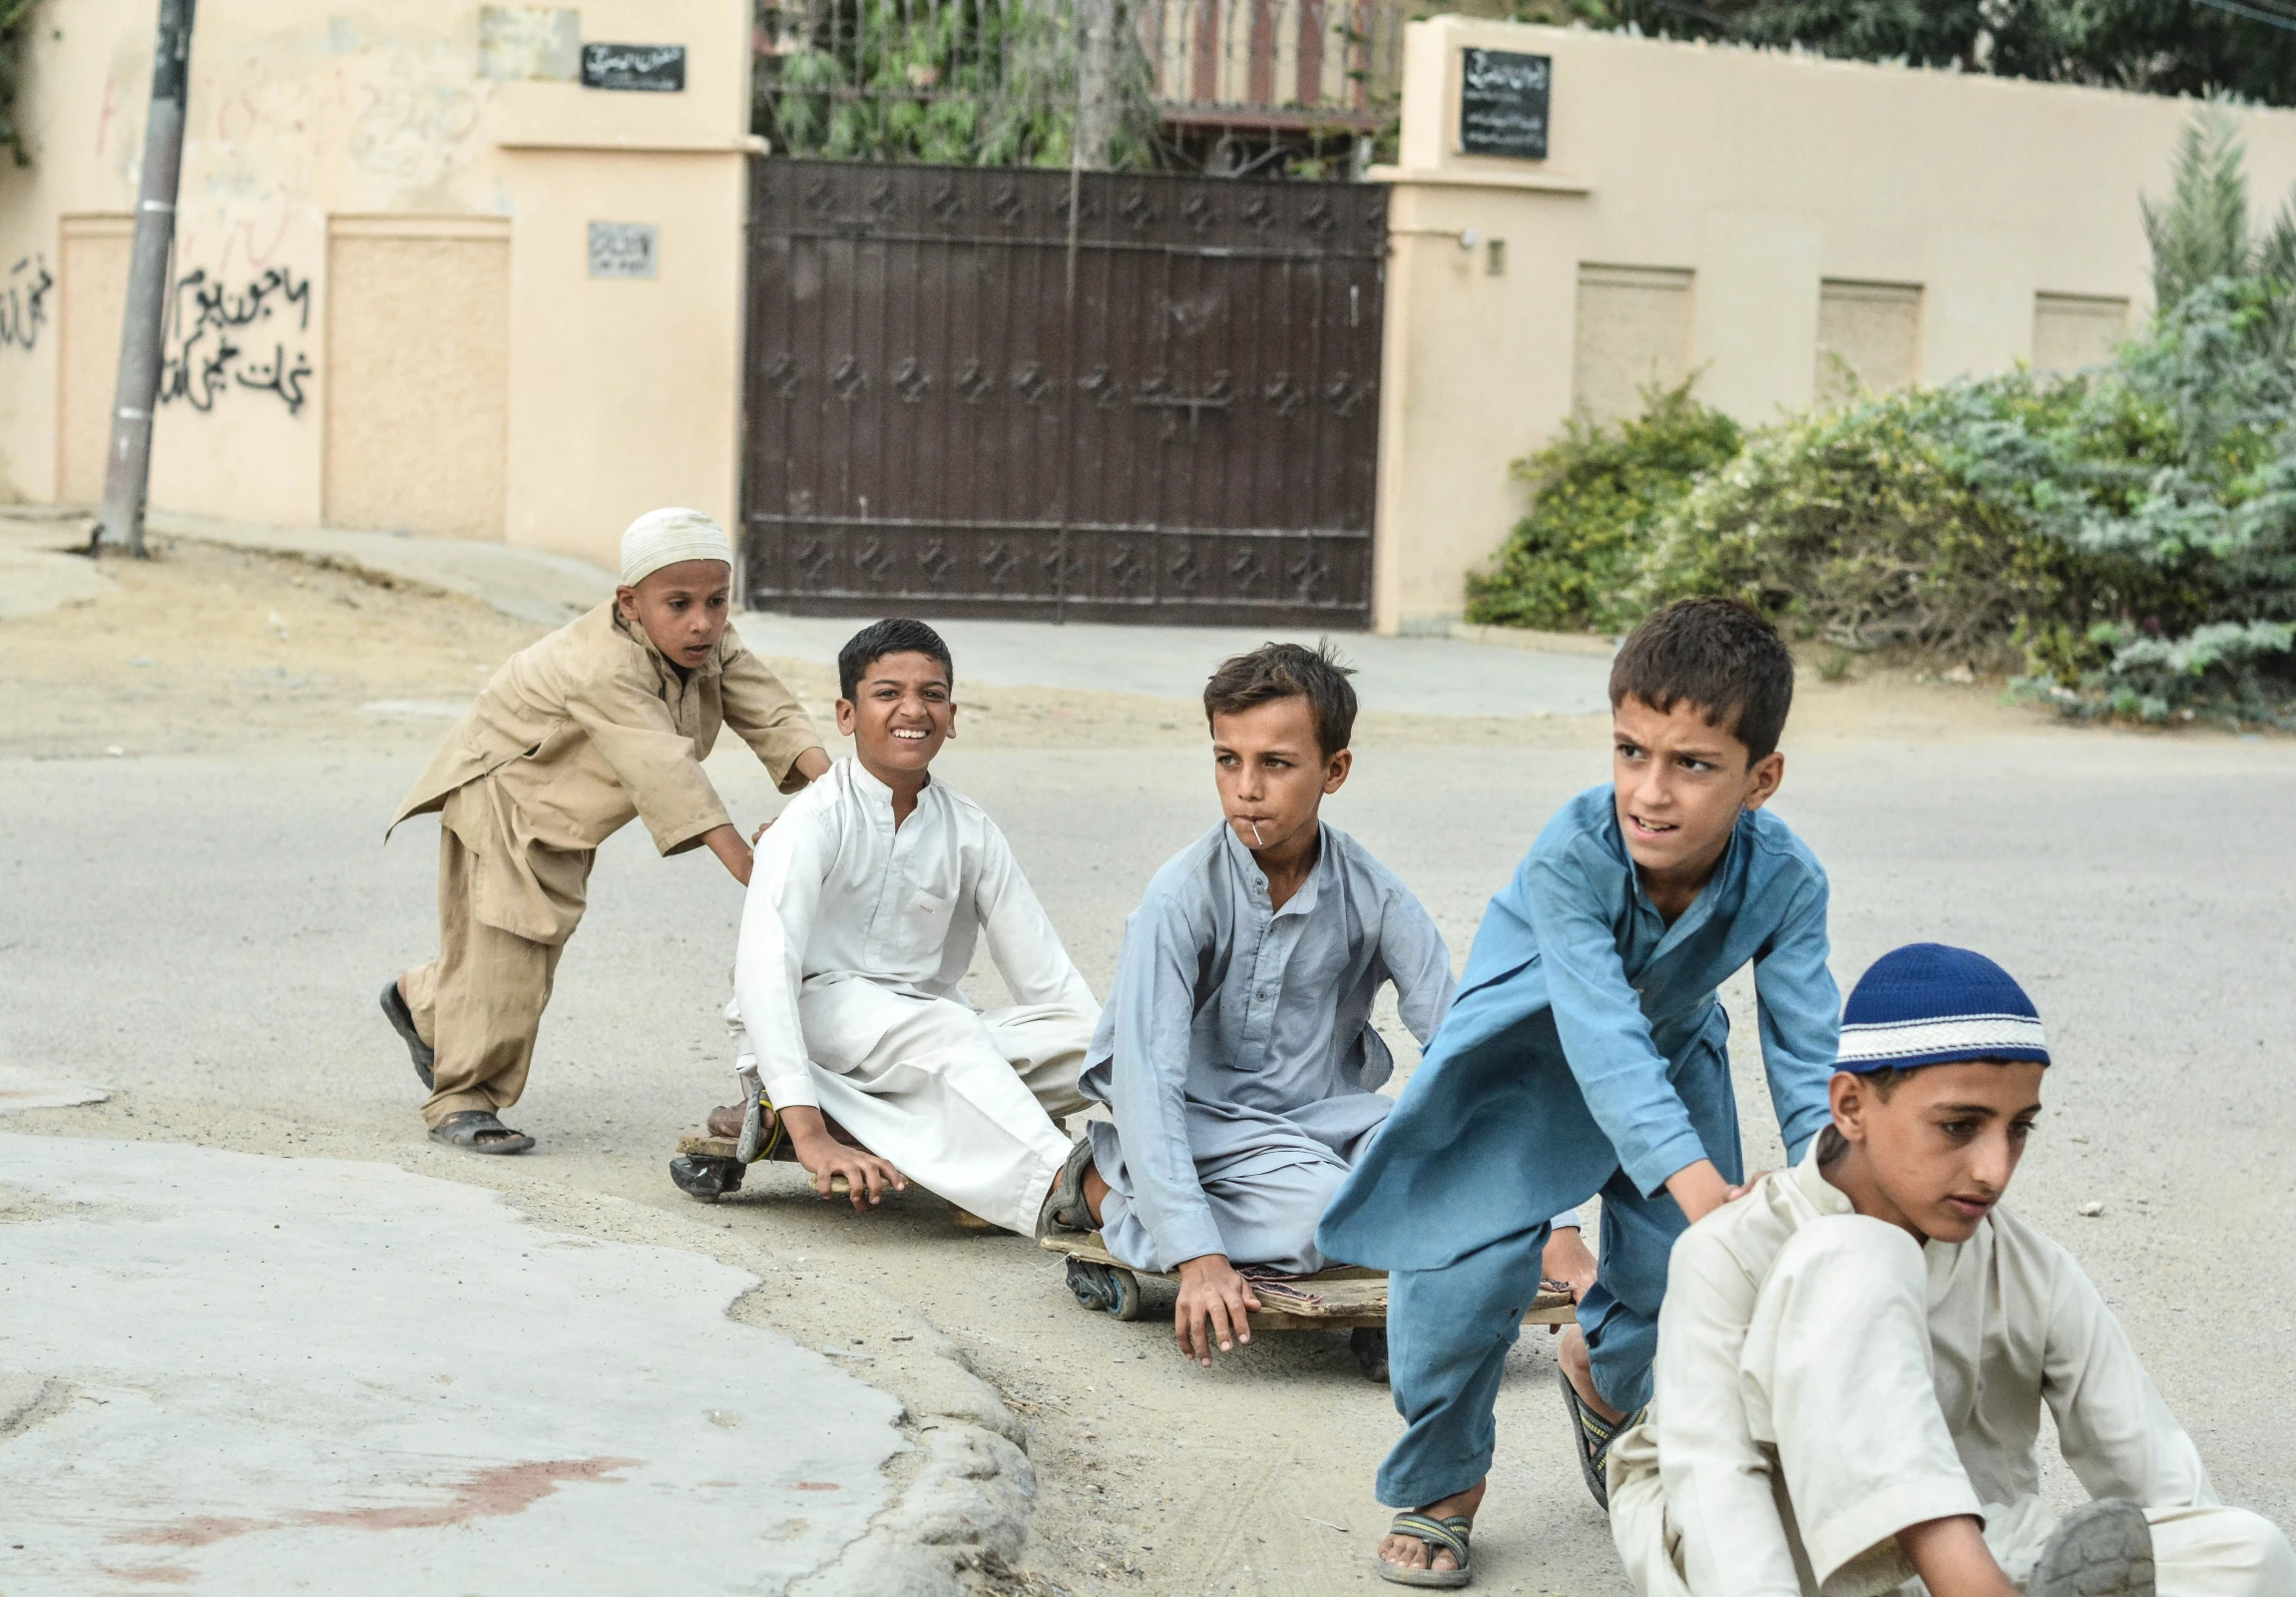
<box><xmin>4</xmin><ymin>725</ymin><xmax>2294</xmax><ymax>1594</ymax></box>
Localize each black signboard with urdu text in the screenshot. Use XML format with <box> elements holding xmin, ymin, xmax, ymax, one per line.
<box><xmin>1459</xmin><ymin>48</ymin><xmax>1550</xmax><ymax>160</ymax></box>
<box><xmin>581</xmin><ymin>43</ymin><xmax>688</xmax><ymax>92</ymax></box>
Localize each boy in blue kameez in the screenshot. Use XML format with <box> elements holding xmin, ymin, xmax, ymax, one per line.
<box><xmin>1319</xmin><ymin>599</ymin><xmax>1842</xmax><ymax>1589</ymax></box>
<box><xmin>1047</xmin><ymin>643</ymin><xmax>1457</xmax><ymax>1369</ymax></box>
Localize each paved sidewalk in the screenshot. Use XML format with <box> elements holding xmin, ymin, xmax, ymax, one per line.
<box><xmin>736</xmin><ymin>612</ymin><xmax>1615</xmax><ymax>717</ymax></box>
<box><xmin>1</xmin><ymin>506</ymin><xmax>1616</xmax><ymax>715</ymax></box>
<box><xmin>0</xmin><ymin>1128</ymin><xmax>906</xmax><ymax>1596</ymax></box>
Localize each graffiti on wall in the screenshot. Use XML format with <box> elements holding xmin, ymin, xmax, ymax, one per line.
<box><xmin>160</xmin><ymin>265</ymin><xmax>315</xmax><ymax>416</ymax></box>
<box><xmin>2</xmin><ymin>256</ymin><xmax>55</xmax><ymax>352</ymax></box>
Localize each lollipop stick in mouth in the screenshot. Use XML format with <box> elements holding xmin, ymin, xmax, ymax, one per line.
<box><xmin>1249</xmin><ymin>820</ymin><xmax>1265</xmax><ymax>846</ymax></box>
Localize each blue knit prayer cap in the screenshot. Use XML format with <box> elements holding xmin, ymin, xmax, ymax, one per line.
<box><xmin>1836</xmin><ymin>942</ymin><xmax>2050</xmax><ymax>1073</ymax></box>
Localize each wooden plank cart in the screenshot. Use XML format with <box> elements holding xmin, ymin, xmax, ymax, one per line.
<box><xmin>1042</xmin><ymin>1230</ymin><xmax>1576</xmax><ymax>1382</ymax></box>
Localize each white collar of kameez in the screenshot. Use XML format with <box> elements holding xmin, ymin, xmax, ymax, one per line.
<box><xmin>843</xmin><ymin>755</ymin><xmax>930</xmax><ymax>811</ymax></box>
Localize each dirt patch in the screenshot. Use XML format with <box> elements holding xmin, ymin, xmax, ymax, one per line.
<box><xmin>0</xmin><ymin>537</ymin><xmax>549</xmax><ymax>761</ymax></box>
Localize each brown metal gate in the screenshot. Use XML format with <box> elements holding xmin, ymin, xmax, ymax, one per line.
<box><xmin>739</xmin><ymin>160</ymin><xmax>1384</xmax><ymax>628</ymax></box>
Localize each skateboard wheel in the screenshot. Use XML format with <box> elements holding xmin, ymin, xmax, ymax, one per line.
<box><xmin>1066</xmin><ymin>1257</ymin><xmax>1144</xmax><ymax>1320</ymax></box>
<box><xmin>670</xmin><ymin>1154</ymin><xmax>745</xmax><ymax>1202</ymax></box>
<box><xmin>1351</xmin><ymin>1327</ymin><xmax>1390</xmax><ymax>1383</ymax></box>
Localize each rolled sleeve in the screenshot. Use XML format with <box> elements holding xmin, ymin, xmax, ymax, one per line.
<box><xmin>720</xmin><ymin>645</ymin><xmax>826</xmax><ymax>795</ymax></box>
<box><xmin>567</xmin><ymin>666</ymin><xmax>730</xmax><ymax>854</ymax></box>
<box><xmin>1752</xmin><ymin>872</ymin><xmax>1840</xmax><ymax>1165</ymax></box>
<box><xmin>1521</xmin><ymin>848</ymin><xmax>1705</xmax><ymax>1197</ymax></box>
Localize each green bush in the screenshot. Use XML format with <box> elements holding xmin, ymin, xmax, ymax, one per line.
<box><xmin>1464</xmin><ymin>105</ymin><xmax>2296</xmax><ymax>730</ymax></box>
<box><xmin>1</xmin><ymin>0</ymin><xmax>40</xmax><ymax>168</ymax></box>
<box><xmin>1465</xmin><ymin>381</ymin><xmax>1739</xmax><ymax>634</ymax></box>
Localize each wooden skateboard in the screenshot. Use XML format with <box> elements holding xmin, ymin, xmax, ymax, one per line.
<box><xmin>670</xmin><ymin>1133</ymin><xmax>851</xmax><ymax>1200</ymax></box>
<box><xmin>1041</xmin><ymin>1230</ymin><xmax>1576</xmax><ymax>1381</ymax></box>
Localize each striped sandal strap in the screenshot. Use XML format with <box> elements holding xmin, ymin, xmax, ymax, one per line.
<box><xmin>1388</xmin><ymin>1512</ymin><xmax>1472</xmax><ymax>1565</ymax></box>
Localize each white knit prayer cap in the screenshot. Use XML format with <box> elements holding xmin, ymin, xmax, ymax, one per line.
<box><xmin>619</xmin><ymin>507</ymin><xmax>733</xmax><ymax>587</ymax></box>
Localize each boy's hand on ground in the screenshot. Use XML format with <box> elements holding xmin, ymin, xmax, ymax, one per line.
<box><xmin>1542</xmin><ymin>1225</ymin><xmax>1600</xmax><ymax>1303</ymax></box>
<box><xmin>1173</xmin><ymin>1255</ymin><xmax>1260</xmax><ymax>1367</ymax></box>
<box><xmin>1664</xmin><ymin>1158</ymin><xmax>1737</xmax><ymax>1226</ymax></box>
<box><xmin>778</xmin><ymin>1105</ymin><xmax>906</xmax><ymax>1210</ymax></box>
<box><xmin>800</xmin><ymin>1142</ymin><xmax>906</xmax><ymax>1209</ymax></box>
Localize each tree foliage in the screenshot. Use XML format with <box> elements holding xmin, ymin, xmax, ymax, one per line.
<box><xmin>1</xmin><ymin>0</ymin><xmax>40</xmax><ymax>168</ymax></box>
<box><xmin>756</xmin><ymin>0</ymin><xmax>1157</xmax><ymax>168</ymax></box>
<box><xmin>1580</xmin><ymin>0</ymin><xmax>2296</xmax><ymax>111</ymax></box>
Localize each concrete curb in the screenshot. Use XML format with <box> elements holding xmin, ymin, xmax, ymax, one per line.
<box><xmin>467</xmin><ymin>1174</ymin><xmax>1041</xmax><ymax>1597</ymax></box>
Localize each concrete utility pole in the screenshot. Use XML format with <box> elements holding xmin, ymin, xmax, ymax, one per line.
<box><xmin>1072</xmin><ymin>0</ymin><xmax>1120</xmax><ymax>172</ymax></box>
<box><xmin>92</xmin><ymin>0</ymin><xmax>196</xmax><ymax>559</ymax></box>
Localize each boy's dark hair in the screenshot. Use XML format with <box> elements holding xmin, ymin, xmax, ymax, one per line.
<box><xmin>1202</xmin><ymin>641</ymin><xmax>1357</xmax><ymax>758</ymax></box>
<box><xmin>838</xmin><ymin>618</ymin><xmax>954</xmax><ymax>702</ymax></box>
<box><xmin>1608</xmin><ymin>597</ymin><xmax>1795</xmax><ymax>763</ymax></box>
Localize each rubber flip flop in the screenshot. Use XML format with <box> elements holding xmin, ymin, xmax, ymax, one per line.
<box><xmin>1037</xmin><ymin>1134</ymin><xmax>1098</xmax><ymax>1238</ymax></box>
<box><xmin>428</xmin><ymin>1110</ymin><xmax>534</xmax><ymax>1155</ymax></box>
<box><xmin>1558</xmin><ymin>1364</ymin><xmax>1633</xmax><ymax>1511</ymax></box>
<box><xmin>1375</xmin><ymin>1511</ymin><xmax>1472</xmax><ymax>1587</ymax></box>
<box><xmin>378</xmin><ymin>978</ymin><xmax>435</xmax><ymax>1091</ymax></box>
<box><xmin>2028</xmin><ymin>1498</ymin><xmax>2154</xmax><ymax>1597</ymax></box>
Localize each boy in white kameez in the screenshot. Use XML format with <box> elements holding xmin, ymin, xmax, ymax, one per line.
<box><xmin>717</xmin><ymin>619</ymin><xmax>1098</xmax><ymax>1234</ymax></box>
<box><xmin>1608</xmin><ymin>942</ymin><xmax>2294</xmax><ymax>1597</ymax></box>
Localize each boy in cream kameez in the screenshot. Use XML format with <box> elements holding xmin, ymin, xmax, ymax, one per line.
<box><xmin>380</xmin><ymin>509</ymin><xmax>828</xmax><ymax>1154</ymax></box>
<box><xmin>1608</xmin><ymin>943</ymin><xmax>2295</xmax><ymax>1597</ymax></box>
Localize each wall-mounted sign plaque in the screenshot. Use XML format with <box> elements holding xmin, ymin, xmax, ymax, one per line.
<box><xmin>1459</xmin><ymin>48</ymin><xmax>1550</xmax><ymax>160</ymax></box>
<box><xmin>589</xmin><ymin>222</ymin><xmax>660</xmax><ymax>278</ymax></box>
<box><xmin>581</xmin><ymin>42</ymin><xmax>687</xmax><ymax>92</ymax></box>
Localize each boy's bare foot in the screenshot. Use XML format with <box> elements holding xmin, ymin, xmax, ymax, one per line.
<box><xmin>1559</xmin><ymin>1325</ymin><xmax>1625</xmax><ymax>1424</ymax></box>
<box><xmin>1378</xmin><ymin>1480</ymin><xmax>1484</xmax><ymax>1578</ymax></box>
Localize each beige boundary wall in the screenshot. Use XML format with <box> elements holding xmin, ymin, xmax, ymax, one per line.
<box><xmin>1370</xmin><ymin>20</ymin><xmax>2296</xmax><ymax>635</ymax></box>
<box><xmin>0</xmin><ymin>0</ymin><xmax>756</xmax><ymax>570</ymax></box>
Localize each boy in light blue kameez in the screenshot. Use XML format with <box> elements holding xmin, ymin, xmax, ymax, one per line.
<box><xmin>1049</xmin><ymin>644</ymin><xmax>1461</xmax><ymax>1368</ymax></box>
<box><xmin>1323</xmin><ymin>599</ymin><xmax>1843</xmax><ymax>1590</ymax></box>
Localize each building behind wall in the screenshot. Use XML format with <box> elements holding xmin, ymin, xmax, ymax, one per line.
<box><xmin>1371</xmin><ymin>20</ymin><xmax>2296</xmax><ymax>635</ymax></box>
<box><xmin>0</xmin><ymin>0</ymin><xmax>757</xmax><ymax>571</ymax></box>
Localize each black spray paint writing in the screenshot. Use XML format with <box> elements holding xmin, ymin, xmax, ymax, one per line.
<box><xmin>1</xmin><ymin>256</ymin><xmax>55</xmax><ymax>352</ymax></box>
<box><xmin>160</xmin><ymin>265</ymin><xmax>314</xmax><ymax>416</ymax></box>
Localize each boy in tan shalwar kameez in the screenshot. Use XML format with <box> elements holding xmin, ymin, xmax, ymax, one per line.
<box><xmin>380</xmin><ymin>508</ymin><xmax>829</xmax><ymax>1154</ymax></box>
<box><xmin>1607</xmin><ymin>943</ymin><xmax>2293</xmax><ymax>1597</ymax></box>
